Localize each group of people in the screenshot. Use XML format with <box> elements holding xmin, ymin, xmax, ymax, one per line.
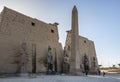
<box><xmin>98</xmin><ymin>70</ymin><xmax>106</xmax><ymax>77</ymax></box>
<box><xmin>82</xmin><ymin>69</ymin><xmax>106</xmax><ymax>77</ymax></box>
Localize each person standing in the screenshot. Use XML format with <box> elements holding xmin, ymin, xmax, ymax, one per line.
<box><xmin>98</xmin><ymin>70</ymin><xmax>101</xmax><ymax>75</ymax></box>
<box><xmin>103</xmin><ymin>71</ymin><xmax>105</xmax><ymax>77</ymax></box>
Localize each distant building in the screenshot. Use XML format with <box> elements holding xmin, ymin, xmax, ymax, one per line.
<box><xmin>0</xmin><ymin>6</ymin><xmax>98</xmax><ymax>75</ymax></box>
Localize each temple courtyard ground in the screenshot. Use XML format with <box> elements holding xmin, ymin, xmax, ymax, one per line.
<box><xmin>0</xmin><ymin>73</ymin><xmax>120</xmax><ymax>82</ymax></box>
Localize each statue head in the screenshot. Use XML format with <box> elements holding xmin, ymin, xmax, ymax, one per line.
<box><xmin>84</xmin><ymin>54</ymin><xmax>87</xmax><ymax>59</ymax></box>
<box><xmin>21</xmin><ymin>42</ymin><xmax>27</xmax><ymax>50</ymax></box>
<box><xmin>48</xmin><ymin>46</ymin><xmax>51</xmax><ymax>52</ymax></box>
<box><xmin>66</xmin><ymin>54</ymin><xmax>68</xmax><ymax>57</ymax></box>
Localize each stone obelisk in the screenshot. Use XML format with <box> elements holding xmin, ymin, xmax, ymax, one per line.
<box><xmin>70</xmin><ymin>6</ymin><xmax>79</xmax><ymax>74</ymax></box>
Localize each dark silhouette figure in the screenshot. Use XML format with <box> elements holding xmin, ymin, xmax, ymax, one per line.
<box><xmin>103</xmin><ymin>71</ymin><xmax>105</xmax><ymax>77</ymax></box>
<box><xmin>98</xmin><ymin>70</ymin><xmax>101</xmax><ymax>75</ymax></box>
<box><xmin>85</xmin><ymin>71</ymin><xmax>88</xmax><ymax>76</ymax></box>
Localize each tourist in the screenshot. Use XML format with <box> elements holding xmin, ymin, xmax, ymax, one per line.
<box><xmin>98</xmin><ymin>70</ymin><xmax>101</xmax><ymax>75</ymax></box>
<box><xmin>103</xmin><ymin>71</ymin><xmax>105</xmax><ymax>77</ymax></box>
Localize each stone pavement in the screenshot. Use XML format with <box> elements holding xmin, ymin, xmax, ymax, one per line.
<box><xmin>0</xmin><ymin>73</ymin><xmax>120</xmax><ymax>82</ymax></box>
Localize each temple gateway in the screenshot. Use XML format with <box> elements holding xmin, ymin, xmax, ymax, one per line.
<box><xmin>0</xmin><ymin>6</ymin><xmax>99</xmax><ymax>75</ymax></box>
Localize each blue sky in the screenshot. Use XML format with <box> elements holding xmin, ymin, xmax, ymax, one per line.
<box><xmin>0</xmin><ymin>0</ymin><xmax>120</xmax><ymax>67</ymax></box>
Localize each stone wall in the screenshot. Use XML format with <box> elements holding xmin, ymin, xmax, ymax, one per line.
<box><xmin>64</xmin><ymin>31</ymin><xmax>99</xmax><ymax>74</ymax></box>
<box><xmin>0</xmin><ymin>7</ymin><xmax>63</xmax><ymax>74</ymax></box>
<box><xmin>79</xmin><ymin>36</ymin><xmax>99</xmax><ymax>73</ymax></box>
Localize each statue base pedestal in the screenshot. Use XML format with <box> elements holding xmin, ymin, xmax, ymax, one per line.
<box><xmin>19</xmin><ymin>73</ymin><xmax>29</xmax><ymax>77</ymax></box>
<box><xmin>29</xmin><ymin>73</ymin><xmax>37</xmax><ymax>78</ymax></box>
<box><xmin>70</xmin><ymin>68</ymin><xmax>83</xmax><ymax>75</ymax></box>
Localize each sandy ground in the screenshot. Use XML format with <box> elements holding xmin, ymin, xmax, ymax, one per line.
<box><xmin>0</xmin><ymin>73</ymin><xmax>120</xmax><ymax>82</ymax></box>
<box><xmin>101</xmin><ymin>68</ymin><xmax>120</xmax><ymax>73</ymax></box>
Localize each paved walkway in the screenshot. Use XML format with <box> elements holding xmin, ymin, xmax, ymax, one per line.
<box><xmin>0</xmin><ymin>73</ymin><xmax>120</xmax><ymax>82</ymax></box>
